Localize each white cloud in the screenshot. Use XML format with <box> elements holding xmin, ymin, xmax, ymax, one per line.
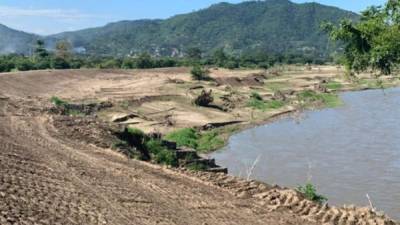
<box><xmin>0</xmin><ymin>6</ymin><xmax>102</xmax><ymax>20</ymax></box>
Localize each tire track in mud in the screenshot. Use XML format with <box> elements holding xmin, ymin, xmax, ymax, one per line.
<box><xmin>183</xmin><ymin>170</ymin><xmax>398</xmax><ymax>225</ymax></box>
<box><xmin>1</xmin><ymin>99</ymin><xmax>314</xmax><ymax>225</ymax></box>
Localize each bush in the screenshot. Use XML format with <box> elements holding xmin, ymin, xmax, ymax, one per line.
<box><xmin>297</xmin><ymin>183</ymin><xmax>327</xmax><ymax>204</ymax></box>
<box><xmin>250</xmin><ymin>92</ymin><xmax>263</xmax><ymax>101</ymax></box>
<box><xmin>153</xmin><ymin>149</ymin><xmax>178</xmax><ymax>167</ymax></box>
<box><xmin>191</xmin><ymin>65</ymin><xmax>211</xmax><ymax>81</ymax></box>
<box><xmin>52</xmin><ymin>57</ymin><xmax>71</xmax><ymax>69</ymax></box>
<box><xmin>16</xmin><ymin>58</ymin><xmax>35</xmax><ymax>71</ymax></box>
<box><xmin>50</xmin><ymin>96</ymin><xmax>68</xmax><ymax>106</ymax></box>
<box><xmin>145</xmin><ymin>139</ymin><xmax>165</xmax><ymax>155</ymax></box>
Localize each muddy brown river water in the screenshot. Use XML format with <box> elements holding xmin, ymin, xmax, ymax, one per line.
<box><xmin>211</xmin><ymin>88</ymin><xmax>400</xmax><ymax>219</ymax></box>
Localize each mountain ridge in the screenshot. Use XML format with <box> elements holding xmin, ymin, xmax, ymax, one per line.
<box><xmin>0</xmin><ymin>0</ymin><xmax>359</xmax><ymax>57</ymax></box>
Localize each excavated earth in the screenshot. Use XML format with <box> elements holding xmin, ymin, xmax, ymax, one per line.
<box><xmin>0</xmin><ymin>68</ymin><xmax>398</xmax><ymax>225</ymax></box>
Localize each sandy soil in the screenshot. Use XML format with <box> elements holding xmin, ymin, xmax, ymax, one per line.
<box><xmin>0</xmin><ymin>67</ymin><xmax>398</xmax><ymax>225</ymax></box>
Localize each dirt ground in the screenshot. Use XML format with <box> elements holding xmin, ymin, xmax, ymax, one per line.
<box><xmin>0</xmin><ymin>67</ymin><xmax>398</xmax><ymax>225</ymax></box>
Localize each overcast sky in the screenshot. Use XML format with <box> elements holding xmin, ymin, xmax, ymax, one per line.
<box><xmin>0</xmin><ymin>0</ymin><xmax>387</xmax><ymax>35</ymax></box>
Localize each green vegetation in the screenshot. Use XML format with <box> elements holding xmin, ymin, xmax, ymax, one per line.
<box><xmin>50</xmin><ymin>96</ymin><xmax>68</xmax><ymax>107</ymax></box>
<box><xmin>1</xmin><ymin>1</ymin><xmax>359</xmax><ymax>67</ymax></box>
<box><xmin>165</xmin><ymin>128</ymin><xmax>224</xmax><ymax>152</ymax></box>
<box><xmin>297</xmin><ymin>90</ymin><xmax>342</xmax><ymax>108</ymax></box>
<box><xmin>114</xmin><ymin>128</ymin><xmax>179</xmax><ymax>166</ymax></box>
<box><xmin>297</xmin><ymin>183</ymin><xmax>328</xmax><ymax>204</ymax></box>
<box><xmin>247</xmin><ymin>92</ymin><xmax>285</xmax><ymax>111</ymax></box>
<box><xmin>324</xmin><ymin>0</ymin><xmax>400</xmax><ymax>75</ymax></box>
<box><xmin>165</xmin><ymin>128</ymin><xmax>198</xmax><ymax>149</ymax></box>
<box><xmin>196</xmin><ymin>131</ymin><xmax>225</xmax><ymax>152</ymax></box>
<box><xmin>325</xmin><ymin>81</ymin><xmax>343</xmax><ymax>90</ymax></box>
<box><xmin>191</xmin><ymin>65</ymin><xmax>211</xmax><ymax>81</ymax></box>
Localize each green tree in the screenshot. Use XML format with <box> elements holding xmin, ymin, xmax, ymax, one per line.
<box><xmin>213</xmin><ymin>48</ymin><xmax>228</xmax><ymax>67</ymax></box>
<box><xmin>323</xmin><ymin>0</ymin><xmax>400</xmax><ymax>75</ymax></box>
<box><xmin>53</xmin><ymin>41</ymin><xmax>72</xmax><ymax>69</ymax></box>
<box><xmin>186</xmin><ymin>47</ymin><xmax>202</xmax><ymax>61</ymax></box>
<box><xmin>135</xmin><ymin>53</ymin><xmax>153</xmax><ymax>69</ymax></box>
<box><xmin>34</xmin><ymin>40</ymin><xmax>49</xmax><ymax>59</ymax></box>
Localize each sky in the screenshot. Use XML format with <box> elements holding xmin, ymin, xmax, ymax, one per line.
<box><xmin>0</xmin><ymin>0</ymin><xmax>387</xmax><ymax>35</ymax></box>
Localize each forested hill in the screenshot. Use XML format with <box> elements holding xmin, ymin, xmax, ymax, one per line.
<box><xmin>0</xmin><ymin>24</ymin><xmax>38</xmax><ymax>54</ymax></box>
<box><xmin>1</xmin><ymin>0</ymin><xmax>358</xmax><ymax>57</ymax></box>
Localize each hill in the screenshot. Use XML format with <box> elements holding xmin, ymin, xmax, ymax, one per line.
<box><xmin>0</xmin><ymin>24</ymin><xmax>38</xmax><ymax>54</ymax></box>
<box><xmin>0</xmin><ymin>0</ymin><xmax>359</xmax><ymax>57</ymax></box>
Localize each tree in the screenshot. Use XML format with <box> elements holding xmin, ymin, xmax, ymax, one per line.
<box><xmin>55</xmin><ymin>41</ymin><xmax>72</xmax><ymax>59</ymax></box>
<box><xmin>135</xmin><ymin>52</ymin><xmax>153</xmax><ymax>69</ymax></box>
<box><xmin>53</xmin><ymin>41</ymin><xmax>72</xmax><ymax>69</ymax></box>
<box><xmin>34</xmin><ymin>40</ymin><xmax>49</xmax><ymax>59</ymax></box>
<box><xmin>213</xmin><ymin>48</ymin><xmax>228</xmax><ymax>67</ymax></box>
<box><xmin>186</xmin><ymin>47</ymin><xmax>202</xmax><ymax>61</ymax></box>
<box><xmin>323</xmin><ymin>0</ymin><xmax>400</xmax><ymax>75</ymax></box>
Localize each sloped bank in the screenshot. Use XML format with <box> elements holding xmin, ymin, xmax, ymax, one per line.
<box><xmin>48</xmin><ymin>101</ymin><xmax>398</xmax><ymax>225</ymax></box>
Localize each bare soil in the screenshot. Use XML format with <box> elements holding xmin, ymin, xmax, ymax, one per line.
<box><xmin>0</xmin><ymin>67</ymin><xmax>398</xmax><ymax>225</ymax></box>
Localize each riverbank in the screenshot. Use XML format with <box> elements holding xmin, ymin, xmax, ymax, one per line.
<box><xmin>0</xmin><ymin>67</ymin><xmax>399</xmax><ymax>224</ymax></box>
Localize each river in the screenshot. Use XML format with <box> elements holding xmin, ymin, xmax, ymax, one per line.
<box><xmin>210</xmin><ymin>88</ymin><xmax>400</xmax><ymax>219</ymax></box>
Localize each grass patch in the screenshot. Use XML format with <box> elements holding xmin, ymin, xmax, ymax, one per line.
<box><xmin>297</xmin><ymin>183</ymin><xmax>328</xmax><ymax>204</ymax></box>
<box><xmin>165</xmin><ymin>128</ymin><xmax>225</xmax><ymax>152</ymax></box>
<box><xmin>165</xmin><ymin>128</ymin><xmax>198</xmax><ymax>149</ymax></box>
<box><xmin>196</xmin><ymin>131</ymin><xmax>225</xmax><ymax>152</ymax></box>
<box><xmin>297</xmin><ymin>90</ymin><xmax>342</xmax><ymax>108</ymax></box>
<box><xmin>265</xmin><ymin>81</ymin><xmax>288</xmax><ymax>91</ymax></box>
<box><xmin>247</xmin><ymin>99</ymin><xmax>285</xmax><ymax>111</ymax></box>
<box><xmin>325</xmin><ymin>81</ymin><xmax>343</xmax><ymax>90</ymax></box>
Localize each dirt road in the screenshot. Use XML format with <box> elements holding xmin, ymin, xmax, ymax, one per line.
<box><xmin>0</xmin><ymin>69</ymin><xmax>397</xmax><ymax>225</ymax></box>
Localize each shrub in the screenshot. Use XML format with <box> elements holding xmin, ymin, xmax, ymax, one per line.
<box><xmin>16</xmin><ymin>58</ymin><xmax>35</xmax><ymax>71</ymax></box>
<box><xmin>165</xmin><ymin>128</ymin><xmax>198</xmax><ymax>149</ymax></box>
<box><xmin>250</xmin><ymin>92</ymin><xmax>263</xmax><ymax>101</ymax></box>
<box><xmin>50</xmin><ymin>96</ymin><xmax>68</xmax><ymax>106</ymax></box>
<box><xmin>191</xmin><ymin>65</ymin><xmax>211</xmax><ymax>81</ymax></box>
<box><xmin>297</xmin><ymin>183</ymin><xmax>328</xmax><ymax>204</ymax></box>
<box><xmin>154</xmin><ymin>149</ymin><xmax>178</xmax><ymax>167</ymax></box>
<box><xmin>145</xmin><ymin>139</ymin><xmax>165</xmax><ymax>155</ymax></box>
<box><xmin>52</xmin><ymin>57</ymin><xmax>71</xmax><ymax>69</ymax></box>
